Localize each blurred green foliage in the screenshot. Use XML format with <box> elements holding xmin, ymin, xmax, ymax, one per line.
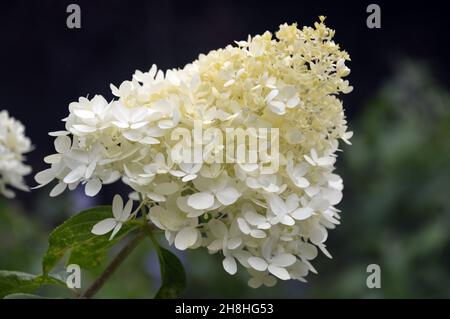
<box><xmin>1</xmin><ymin>60</ymin><xmax>449</xmax><ymax>298</ymax></box>
<box><xmin>309</xmin><ymin>60</ymin><xmax>450</xmax><ymax>298</ymax></box>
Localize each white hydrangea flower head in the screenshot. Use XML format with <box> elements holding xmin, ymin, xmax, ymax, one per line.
<box><xmin>36</xmin><ymin>17</ymin><xmax>353</xmax><ymax>287</ymax></box>
<box><xmin>0</xmin><ymin>110</ymin><xmax>32</xmax><ymax>198</ymax></box>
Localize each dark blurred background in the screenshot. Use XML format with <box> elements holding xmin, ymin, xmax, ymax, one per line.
<box><xmin>1</xmin><ymin>0</ymin><xmax>449</xmax><ymax>298</ymax></box>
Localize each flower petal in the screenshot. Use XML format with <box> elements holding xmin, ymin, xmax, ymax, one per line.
<box><xmin>248</xmin><ymin>257</ymin><xmax>268</xmax><ymax>271</ymax></box>
<box><xmin>50</xmin><ymin>182</ymin><xmax>67</xmax><ymax>197</ymax></box>
<box><xmin>309</xmin><ymin>224</ymin><xmax>328</xmax><ymax>244</ymax></box>
<box><xmin>54</xmin><ymin>136</ymin><xmax>71</xmax><ymax>153</ymax></box>
<box><xmin>222</xmin><ymin>256</ymin><xmax>237</xmax><ymax>275</ymax></box>
<box><xmin>215</xmin><ymin>187</ymin><xmax>240</xmax><ymax>206</ymax></box>
<box><xmin>121</xmin><ymin>199</ymin><xmax>133</xmax><ymax>221</ymax></box>
<box><xmin>63</xmin><ymin>166</ymin><xmax>85</xmax><ymax>184</ymax></box>
<box><xmin>85</xmin><ymin>178</ymin><xmax>102</xmax><ymax>197</ymax></box>
<box><xmin>110</xmin><ymin>222</ymin><xmax>123</xmax><ymax>240</ymax></box>
<box><xmin>209</xmin><ymin>219</ymin><xmax>228</xmax><ymax>238</ymax></box>
<box><xmin>35</xmin><ymin>169</ymin><xmax>56</xmax><ymax>186</ymax></box>
<box><xmin>112</xmin><ymin>194</ymin><xmax>124</xmax><ymax>220</ymax></box>
<box><xmin>91</xmin><ymin>218</ymin><xmax>116</xmax><ymax>235</ymax></box>
<box><xmin>268</xmin><ymin>265</ymin><xmax>290</xmax><ymax>280</ymax></box>
<box><xmin>291</xmin><ymin>207</ymin><xmax>313</xmax><ymax>220</ymax></box>
<box><xmin>156</xmin><ymin>182</ymin><xmax>179</xmax><ymax>195</ymax></box>
<box><xmin>271</xmin><ymin>253</ymin><xmax>296</xmax><ymax>267</ymax></box>
<box><xmin>298</xmin><ymin>242</ymin><xmax>318</xmax><ymax>260</ymax></box>
<box><xmin>263</xmin><ymin>275</ymin><xmax>277</xmax><ymax>287</ymax></box>
<box><xmin>187</xmin><ymin>192</ymin><xmax>214</xmax><ymax>210</ymax></box>
<box><xmin>237</xmin><ymin>218</ymin><xmax>251</xmax><ymax>235</ymax></box>
<box><xmin>268</xmin><ymin>195</ymin><xmax>287</xmax><ymax>216</ymax></box>
<box><xmin>265</xmin><ymin>89</ymin><xmax>279</xmax><ymax>102</ymax></box>
<box><xmin>248</xmin><ymin>277</ymin><xmax>263</xmax><ymax>289</ymax></box>
<box><xmin>174</xmin><ymin>227</ymin><xmax>199</xmax><ymax>250</ymax></box>
<box><xmin>227</xmin><ymin>237</ymin><xmax>242</xmax><ymax>250</ymax></box>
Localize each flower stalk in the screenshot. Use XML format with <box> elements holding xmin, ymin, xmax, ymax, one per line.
<box><xmin>80</xmin><ymin>230</ymin><xmax>146</xmax><ymax>299</ymax></box>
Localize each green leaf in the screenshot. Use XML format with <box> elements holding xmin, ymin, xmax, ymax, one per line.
<box><xmin>154</xmin><ymin>246</ymin><xmax>186</xmax><ymax>298</ymax></box>
<box><xmin>0</xmin><ymin>270</ymin><xmax>64</xmax><ymax>298</ymax></box>
<box><xmin>42</xmin><ymin>206</ymin><xmax>139</xmax><ymax>274</ymax></box>
<box><xmin>3</xmin><ymin>293</ymin><xmax>51</xmax><ymax>299</ymax></box>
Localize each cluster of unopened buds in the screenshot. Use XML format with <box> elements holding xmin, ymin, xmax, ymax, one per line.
<box><xmin>35</xmin><ymin>17</ymin><xmax>353</xmax><ymax>287</ymax></box>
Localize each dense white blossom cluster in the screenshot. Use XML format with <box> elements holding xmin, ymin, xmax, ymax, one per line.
<box><xmin>36</xmin><ymin>18</ymin><xmax>353</xmax><ymax>287</ymax></box>
<box><xmin>0</xmin><ymin>110</ymin><xmax>32</xmax><ymax>198</ymax></box>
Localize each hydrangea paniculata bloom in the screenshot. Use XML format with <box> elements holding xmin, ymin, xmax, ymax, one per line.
<box><xmin>36</xmin><ymin>18</ymin><xmax>353</xmax><ymax>287</ymax></box>
<box><xmin>0</xmin><ymin>110</ymin><xmax>32</xmax><ymax>198</ymax></box>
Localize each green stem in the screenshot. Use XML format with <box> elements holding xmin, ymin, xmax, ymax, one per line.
<box><xmin>138</xmin><ymin>198</ymin><xmax>162</xmax><ymax>253</ymax></box>
<box><xmin>143</xmin><ymin>223</ymin><xmax>161</xmax><ymax>254</ymax></box>
<box><xmin>80</xmin><ymin>198</ymin><xmax>161</xmax><ymax>299</ymax></box>
<box><xmin>80</xmin><ymin>230</ymin><xmax>146</xmax><ymax>299</ymax></box>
